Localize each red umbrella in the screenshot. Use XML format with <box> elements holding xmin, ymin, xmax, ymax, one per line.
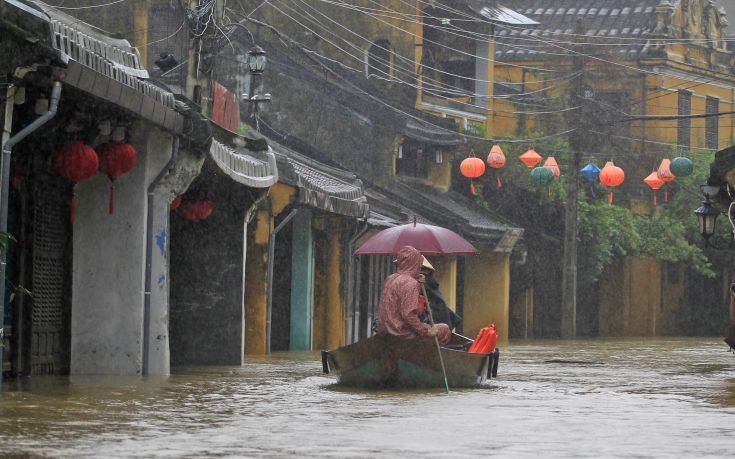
<box><xmin>355</xmin><ymin>220</ymin><xmax>478</xmax><ymax>256</ymax></box>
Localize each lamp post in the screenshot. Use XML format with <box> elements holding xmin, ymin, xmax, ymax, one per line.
<box><xmin>694</xmin><ymin>185</ymin><xmax>732</xmax><ymax>249</ymax></box>
<box><xmin>243</xmin><ymin>45</ymin><xmax>271</xmax><ymax>130</ymax></box>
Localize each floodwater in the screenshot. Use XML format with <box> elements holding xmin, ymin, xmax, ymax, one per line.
<box><xmin>1</xmin><ymin>338</ymin><xmax>734</xmax><ymax>458</ymax></box>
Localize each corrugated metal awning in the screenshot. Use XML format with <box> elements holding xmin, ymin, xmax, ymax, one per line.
<box><xmin>269</xmin><ymin>141</ymin><xmax>369</xmax><ymax>218</ymax></box>
<box><xmin>209</xmin><ymin>139</ymin><xmax>278</xmax><ymax>189</ymax></box>
<box><xmin>464</xmin><ymin>1</ymin><xmax>538</xmax><ymax>25</ymax></box>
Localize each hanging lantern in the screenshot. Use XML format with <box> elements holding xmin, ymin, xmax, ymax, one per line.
<box><xmin>598</xmin><ymin>161</ymin><xmax>625</xmax><ymax>204</ymax></box>
<box><xmin>580</xmin><ymin>163</ymin><xmax>601</xmax><ymax>198</ymax></box>
<box><xmin>178</xmin><ymin>199</ymin><xmax>214</xmax><ymax>223</ymax></box>
<box><xmin>543</xmin><ymin>156</ymin><xmax>560</xmax><ymax>178</ymax></box>
<box><xmin>97</xmin><ymin>141</ymin><xmax>137</xmax><ymax>214</ymax></box>
<box><xmin>170</xmin><ymin>195</ymin><xmax>182</xmax><ymax>210</ymax></box>
<box><xmin>670</xmin><ymin>156</ymin><xmax>693</xmax><ymax>177</ymax></box>
<box><xmin>53</xmin><ymin>140</ymin><xmax>99</xmax><ymax>224</ymax></box>
<box><xmin>657</xmin><ymin>158</ymin><xmax>675</xmax><ymax>202</ymax></box>
<box><xmin>580</xmin><ymin>163</ymin><xmax>600</xmax><ymax>182</ymax></box>
<box><xmin>530</xmin><ymin>166</ymin><xmax>554</xmax><ymax>187</ymax></box>
<box><xmin>486</xmin><ymin>145</ymin><xmax>505</xmax><ymax>188</ymax></box>
<box><xmin>643</xmin><ymin>170</ymin><xmax>665</xmax><ymax>205</ymax></box>
<box><xmin>519</xmin><ymin>149</ymin><xmax>542</xmax><ymax>168</ymax></box>
<box><xmin>460</xmin><ymin>157</ymin><xmax>486</xmax><ymax>194</ymax></box>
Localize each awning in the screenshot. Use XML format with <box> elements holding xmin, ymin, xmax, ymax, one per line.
<box><xmin>1</xmin><ymin>0</ymin><xmax>183</xmax><ymax>133</ymax></box>
<box><xmin>209</xmin><ymin>140</ymin><xmax>278</xmax><ymax>189</ymax></box>
<box><xmin>270</xmin><ymin>141</ymin><xmax>369</xmax><ymax>219</ymax></box>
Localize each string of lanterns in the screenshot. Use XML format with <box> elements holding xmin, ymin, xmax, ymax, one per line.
<box><xmin>459</xmin><ymin>145</ymin><xmax>695</xmax><ymax>205</ymax></box>
<box><xmin>51</xmin><ymin>134</ymin><xmax>214</xmax><ymax>224</ymax></box>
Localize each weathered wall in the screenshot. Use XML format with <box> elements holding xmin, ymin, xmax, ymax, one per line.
<box><xmin>462</xmin><ymin>251</ymin><xmax>510</xmax><ymax>341</ymax></box>
<box><xmin>169</xmin><ymin>161</ymin><xmax>253</xmax><ymax>365</ymax></box>
<box><xmin>599</xmin><ymin>257</ymin><xmax>663</xmax><ymax>337</ymax></box>
<box><xmin>71</xmin><ymin>126</ymin><xmax>170</xmax><ymax>375</ymax></box>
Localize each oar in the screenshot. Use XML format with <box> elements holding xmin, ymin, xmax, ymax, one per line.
<box><xmin>422</xmin><ymin>284</ymin><xmax>450</xmax><ymax>394</ymax></box>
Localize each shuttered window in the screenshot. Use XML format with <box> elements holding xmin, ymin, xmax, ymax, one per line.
<box><xmin>706</xmin><ymin>96</ymin><xmax>719</xmax><ymax>150</ymax></box>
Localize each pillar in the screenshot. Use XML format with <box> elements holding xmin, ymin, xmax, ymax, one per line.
<box><xmin>290</xmin><ymin>209</ymin><xmax>313</xmax><ymax>350</ymax></box>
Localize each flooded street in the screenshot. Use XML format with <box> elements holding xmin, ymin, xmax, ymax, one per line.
<box><xmin>2</xmin><ymin>338</ymin><xmax>734</xmax><ymax>458</ymax></box>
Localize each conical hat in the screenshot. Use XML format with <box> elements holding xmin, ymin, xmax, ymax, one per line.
<box><xmin>421</xmin><ymin>256</ymin><xmax>435</xmax><ymax>271</ymax></box>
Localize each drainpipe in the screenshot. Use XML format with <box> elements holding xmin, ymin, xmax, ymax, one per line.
<box><xmin>266</xmin><ymin>207</ymin><xmax>298</xmax><ymax>354</ymax></box>
<box><xmin>142</xmin><ymin>136</ymin><xmax>180</xmax><ymax>376</ymax></box>
<box><xmin>345</xmin><ymin>221</ymin><xmax>369</xmax><ymax>344</ymax></box>
<box><xmin>0</xmin><ymin>82</ymin><xmax>61</xmax><ymax>388</ymax></box>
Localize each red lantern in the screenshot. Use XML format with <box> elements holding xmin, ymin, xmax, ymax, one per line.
<box><xmin>170</xmin><ymin>195</ymin><xmax>182</xmax><ymax>210</ymax></box>
<box><xmin>53</xmin><ymin>140</ymin><xmax>99</xmax><ymax>224</ymax></box>
<box><xmin>486</xmin><ymin>145</ymin><xmax>506</xmax><ymax>188</ymax></box>
<box><xmin>97</xmin><ymin>141</ymin><xmax>137</xmax><ymax>214</ymax></box>
<box><xmin>543</xmin><ymin>156</ymin><xmax>560</xmax><ymax>178</ymax></box>
<box><xmin>178</xmin><ymin>199</ymin><xmax>214</xmax><ymax>223</ymax></box>
<box><xmin>460</xmin><ymin>157</ymin><xmax>486</xmax><ymax>195</ymax></box>
<box><xmin>643</xmin><ymin>170</ymin><xmax>665</xmax><ymax>205</ymax></box>
<box><xmin>599</xmin><ymin>161</ymin><xmax>625</xmax><ymax>204</ymax></box>
<box><xmin>656</xmin><ymin>158</ymin><xmax>675</xmax><ymax>202</ymax></box>
<box><xmin>519</xmin><ymin>149</ymin><xmax>542</xmax><ymax>168</ymax></box>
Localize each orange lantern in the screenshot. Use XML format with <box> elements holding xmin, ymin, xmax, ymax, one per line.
<box><xmin>656</xmin><ymin>158</ymin><xmax>675</xmax><ymax>202</ymax></box>
<box><xmin>599</xmin><ymin>161</ymin><xmax>625</xmax><ymax>204</ymax></box>
<box><xmin>543</xmin><ymin>156</ymin><xmax>560</xmax><ymax>178</ymax></box>
<box><xmin>519</xmin><ymin>149</ymin><xmax>542</xmax><ymax>168</ymax></box>
<box><xmin>486</xmin><ymin>145</ymin><xmax>506</xmax><ymax>188</ymax></box>
<box><xmin>643</xmin><ymin>170</ymin><xmax>665</xmax><ymax>205</ymax></box>
<box><xmin>460</xmin><ymin>157</ymin><xmax>486</xmax><ymax>195</ymax></box>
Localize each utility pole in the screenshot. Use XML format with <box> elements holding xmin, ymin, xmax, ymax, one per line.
<box><xmin>561</xmin><ymin>19</ymin><xmax>588</xmax><ymax>339</ymax></box>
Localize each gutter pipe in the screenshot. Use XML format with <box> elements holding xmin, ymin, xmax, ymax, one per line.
<box><xmin>345</xmin><ymin>221</ymin><xmax>369</xmax><ymax>345</ymax></box>
<box><xmin>265</xmin><ymin>207</ymin><xmax>298</xmax><ymax>354</ymax></box>
<box><xmin>142</xmin><ymin>136</ymin><xmax>180</xmax><ymax>376</ymax></box>
<box><xmin>0</xmin><ymin>82</ymin><xmax>61</xmax><ymax>389</ymax></box>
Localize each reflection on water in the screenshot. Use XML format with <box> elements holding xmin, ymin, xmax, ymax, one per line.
<box><xmin>1</xmin><ymin>339</ymin><xmax>734</xmax><ymax>458</ymax></box>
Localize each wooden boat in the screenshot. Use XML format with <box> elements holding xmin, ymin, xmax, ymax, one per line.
<box><xmin>321</xmin><ymin>333</ymin><xmax>499</xmax><ymax>389</ymax></box>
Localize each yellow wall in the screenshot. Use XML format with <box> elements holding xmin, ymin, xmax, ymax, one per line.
<box><xmin>312</xmin><ymin>226</ymin><xmax>345</xmax><ymax>350</ymax></box>
<box><xmin>462</xmin><ymin>252</ymin><xmax>510</xmax><ymax>341</ymax></box>
<box><xmin>244</xmin><ymin>184</ymin><xmax>295</xmax><ymax>355</ymax></box>
<box><xmin>599</xmin><ymin>257</ymin><xmax>664</xmax><ymax>337</ymax></box>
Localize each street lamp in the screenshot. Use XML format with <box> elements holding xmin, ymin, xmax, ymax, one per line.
<box><xmin>246</xmin><ymin>45</ymin><xmax>267</xmax><ymax>75</ymax></box>
<box><xmin>693</xmin><ymin>185</ymin><xmax>731</xmax><ymax>248</ymax></box>
<box><xmin>242</xmin><ymin>45</ymin><xmax>271</xmax><ymax>131</ymax></box>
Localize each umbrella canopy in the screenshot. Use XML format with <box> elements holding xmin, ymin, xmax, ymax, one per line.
<box><xmin>355</xmin><ymin>222</ymin><xmax>478</xmax><ymax>256</ymax></box>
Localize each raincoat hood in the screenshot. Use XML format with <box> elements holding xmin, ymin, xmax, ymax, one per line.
<box><xmin>396</xmin><ymin>246</ymin><xmax>422</xmax><ymax>279</ymax></box>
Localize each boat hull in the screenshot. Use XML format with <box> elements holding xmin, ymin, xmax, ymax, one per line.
<box><xmin>321</xmin><ymin>334</ymin><xmax>499</xmax><ymax>389</ymax></box>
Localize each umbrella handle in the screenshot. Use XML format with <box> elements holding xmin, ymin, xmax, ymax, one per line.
<box><xmin>422</xmin><ymin>283</ymin><xmax>450</xmax><ymax>394</ymax></box>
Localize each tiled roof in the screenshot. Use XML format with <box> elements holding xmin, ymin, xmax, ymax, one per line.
<box><xmin>270</xmin><ymin>140</ymin><xmax>370</xmax><ymax>218</ymax></box>
<box><xmin>494</xmin><ymin>0</ymin><xmax>660</xmax><ymax>60</ymax></box>
<box><xmin>209</xmin><ymin>140</ymin><xmax>278</xmax><ymax>189</ymax></box>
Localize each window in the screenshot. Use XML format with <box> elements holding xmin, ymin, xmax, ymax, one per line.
<box><xmin>395</xmin><ymin>143</ymin><xmax>428</xmax><ymax>178</ymax></box>
<box><xmin>706</xmin><ymin>96</ymin><xmax>719</xmax><ymax>149</ymax></box>
<box><xmin>677</xmin><ymin>90</ymin><xmax>692</xmax><ymax>148</ymax></box>
<box><xmin>365</xmin><ymin>39</ymin><xmax>392</xmax><ymax>79</ymax></box>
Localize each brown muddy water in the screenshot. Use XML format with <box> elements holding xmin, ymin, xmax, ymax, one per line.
<box><xmin>1</xmin><ymin>338</ymin><xmax>734</xmax><ymax>458</ymax></box>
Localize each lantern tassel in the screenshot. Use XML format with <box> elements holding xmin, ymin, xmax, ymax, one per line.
<box><xmin>109</xmin><ymin>184</ymin><xmax>115</xmax><ymax>215</ymax></box>
<box><xmin>548</xmin><ymin>186</ymin><xmax>551</xmax><ymax>197</ymax></box>
<box><xmin>608</xmin><ymin>191</ymin><xmax>613</xmax><ymax>205</ymax></box>
<box><xmin>590</xmin><ymin>185</ymin><xmax>596</xmax><ymax>198</ymax></box>
<box><xmin>497</xmin><ymin>176</ymin><xmax>502</xmax><ymax>189</ymax></box>
<box><xmin>470</xmin><ymin>182</ymin><xmax>476</xmax><ymax>195</ymax></box>
<box><xmin>71</xmin><ymin>191</ymin><xmax>77</xmax><ymax>225</ymax></box>
<box><xmin>664</xmin><ymin>190</ymin><xmax>669</xmax><ymax>202</ymax></box>
<box><xmin>653</xmin><ymin>191</ymin><xmax>657</xmax><ymax>206</ymax></box>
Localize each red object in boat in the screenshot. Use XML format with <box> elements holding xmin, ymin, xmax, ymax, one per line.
<box><xmin>469</xmin><ymin>324</ymin><xmax>497</xmax><ymax>354</ymax></box>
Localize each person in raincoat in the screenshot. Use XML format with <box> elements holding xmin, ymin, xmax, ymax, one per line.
<box><xmin>376</xmin><ymin>245</ymin><xmax>451</xmax><ymax>344</ymax></box>
<box><xmin>419</xmin><ymin>257</ymin><xmax>462</xmax><ymax>331</ymax></box>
